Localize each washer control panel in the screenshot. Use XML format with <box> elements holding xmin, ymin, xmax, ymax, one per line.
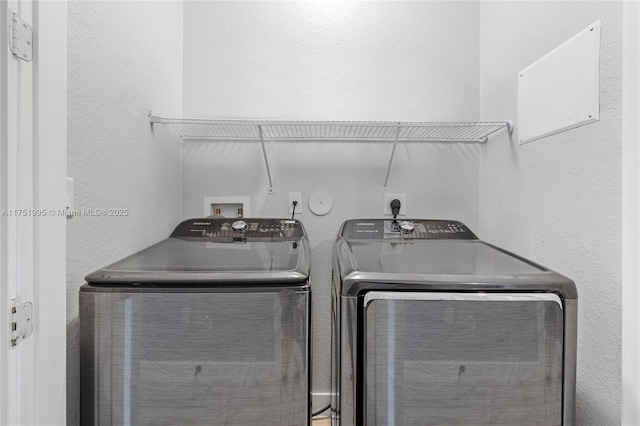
<box><xmin>171</xmin><ymin>218</ymin><xmax>304</xmax><ymax>240</ymax></box>
<box><xmin>342</xmin><ymin>219</ymin><xmax>477</xmax><ymax>240</ymax></box>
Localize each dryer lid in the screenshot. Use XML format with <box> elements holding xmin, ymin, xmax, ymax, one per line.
<box><xmin>347</xmin><ymin>240</ymin><xmax>544</xmax><ymax>275</ymax></box>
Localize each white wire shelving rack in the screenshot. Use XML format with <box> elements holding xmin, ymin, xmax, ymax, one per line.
<box><xmin>149</xmin><ymin>114</ymin><xmax>513</xmax><ymax>193</ymax></box>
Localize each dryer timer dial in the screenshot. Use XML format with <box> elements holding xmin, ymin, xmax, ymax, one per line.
<box><xmin>399</xmin><ymin>221</ymin><xmax>415</xmax><ymax>233</ymax></box>
<box><xmin>231</xmin><ymin>220</ymin><xmax>248</xmax><ymax>232</ymax></box>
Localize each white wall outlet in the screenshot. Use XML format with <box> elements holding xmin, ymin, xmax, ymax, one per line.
<box><xmin>289</xmin><ymin>192</ymin><xmax>303</xmax><ymax>214</ymax></box>
<box><xmin>203</xmin><ymin>196</ymin><xmax>251</xmax><ymax>218</ymax></box>
<box><xmin>383</xmin><ymin>193</ymin><xmax>406</xmax><ymax>216</ymax></box>
<box><xmin>66</xmin><ymin>177</ymin><xmax>74</xmax><ymax>218</ymax></box>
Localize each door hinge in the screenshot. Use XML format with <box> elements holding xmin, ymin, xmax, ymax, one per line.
<box><xmin>11</xmin><ymin>302</ymin><xmax>33</xmax><ymax>346</ymax></box>
<box><xmin>8</xmin><ymin>11</ymin><xmax>33</xmax><ymax>62</ymax></box>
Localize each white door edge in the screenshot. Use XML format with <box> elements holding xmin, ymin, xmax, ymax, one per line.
<box><xmin>622</xmin><ymin>1</ymin><xmax>640</xmax><ymax>425</ymax></box>
<box><xmin>0</xmin><ymin>1</ymin><xmax>67</xmax><ymax>424</ymax></box>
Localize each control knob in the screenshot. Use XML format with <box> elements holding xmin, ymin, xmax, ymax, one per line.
<box><xmin>399</xmin><ymin>220</ymin><xmax>415</xmax><ymax>233</ymax></box>
<box><xmin>231</xmin><ymin>220</ymin><xmax>248</xmax><ymax>232</ymax></box>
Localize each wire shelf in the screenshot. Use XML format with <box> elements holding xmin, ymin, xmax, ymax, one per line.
<box><xmin>149</xmin><ymin>114</ymin><xmax>513</xmax><ymax>193</ymax></box>
<box><xmin>150</xmin><ymin>116</ymin><xmax>512</xmax><ymax>143</ymax></box>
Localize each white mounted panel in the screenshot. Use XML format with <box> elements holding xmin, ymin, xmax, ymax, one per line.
<box><xmin>518</xmin><ymin>20</ymin><xmax>601</xmax><ymax>144</ymax></box>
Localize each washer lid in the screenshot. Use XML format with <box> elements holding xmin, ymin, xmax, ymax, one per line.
<box><xmin>85</xmin><ymin>218</ymin><xmax>310</xmax><ymax>285</ymax></box>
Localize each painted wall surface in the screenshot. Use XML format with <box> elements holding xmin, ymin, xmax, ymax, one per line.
<box><xmin>182</xmin><ymin>1</ymin><xmax>481</xmax><ymax>397</ymax></box>
<box><xmin>66</xmin><ymin>2</ymin><xmax>183</xmax><ymax>424</ymax></box>
<box><xmin>479</xmin><ymin>2</ymin><xmax>622</xmax><ymax>424</ymax></box>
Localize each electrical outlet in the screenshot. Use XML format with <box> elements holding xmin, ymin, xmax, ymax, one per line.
<box><xmin>66</xmin><ymin>177</ymin><xmax>74</xmax><ymax>218</ymax></box>
<box><xmin>289</xmin><ymin>192</ymin><xmax>303</xmax><ymax>214</ymax></box>
<box><xmin>383</xmin><ymin>193</ymin><xmax>406</xmax><ymax>216</ymax></box>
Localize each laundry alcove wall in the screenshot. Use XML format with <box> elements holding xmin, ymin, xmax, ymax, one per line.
<box><xmin>478</xmin><ymin>3</ymin><xmax>623</xmax><ymax>423</ymax></box>
<box><xmin>66</xmin><ymin>1</ymin><xmax>624</xmax><ymax>425</ymax></box>
<box><xmin>66</xmin><ymin>3</ymin><xmax>184</xmax><ymax>425</ymax></box>
<box><xmin>179</xmin><ymin>1</ymin><xmax>484</xmax><ymax>407</ymax></box>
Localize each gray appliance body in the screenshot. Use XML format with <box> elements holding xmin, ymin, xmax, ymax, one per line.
<box><xmin>331</xmin><ymin>219</ymin><xmax>577</xmax><ymax>426</ymax></box>
<box><xmin>81</xmin><ymin>218</ymin><xmax>311</xmax><ymax>426</ymax></box>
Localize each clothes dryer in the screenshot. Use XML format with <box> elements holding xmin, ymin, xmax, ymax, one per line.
<box><xmin>331</xmin><ymin>219</ymin><xmax>577</xmax><ymax>426</ymax></box>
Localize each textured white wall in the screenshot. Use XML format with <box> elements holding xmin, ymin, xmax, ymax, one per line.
<box><xmin>66</xmin><ymin>2</ymin><xmax>183</xmax><ymax>424</ymax></box>
<box><xmin>182</xmin><ymin>1</ymin><xmax>481</xmax><ymax>397</ymax></box>
<box><xmin>478</xmin><ymin>2</ymin><xmax>622</xmax><ymax>424</ymax></box>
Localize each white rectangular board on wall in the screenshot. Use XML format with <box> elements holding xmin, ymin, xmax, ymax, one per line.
<box><xmin>517</xmin><ymin>20</ymin><xmax>601</xmax><ymax>144</ymax></box>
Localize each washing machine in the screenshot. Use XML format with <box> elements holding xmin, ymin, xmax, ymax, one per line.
<box><xmin>331</xmin><ymin>219</ymin><xmax>577</xmax><ymax>426</ymax></box>
<box><xmin>80</xmin><ymin>218</ymin><xmax>311</xmax><ymax>426</ymax></box>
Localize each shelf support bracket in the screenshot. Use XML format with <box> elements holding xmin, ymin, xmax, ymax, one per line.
<box><xmin>383</xmin><ymin>125</ymin><xmax>402</xmax><ymax>193</ymax></box>
<box><xmin>148</xmin><ymin>110</ymin><xmax>161</xmax><ymax>125</ymax></box>
<box><xmin>258</xmin><ymin>125</ymin><xmax>274</xmax><ymax>194</ymax></box>
<box><xmin>506</xmin><ymin>120</ymin><xmax>514</xmax><ymax>133</ymax></box>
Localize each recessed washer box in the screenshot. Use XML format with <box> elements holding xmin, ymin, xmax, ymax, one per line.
<box><xmin>517</xmin><ymin>20</ymin><xmax>601</xmax><ymax>144</ymax></box>
<box><xmin>204</xmin><ymin>196</ymin><xmax>251</xmax><ymax>218</ymax></box>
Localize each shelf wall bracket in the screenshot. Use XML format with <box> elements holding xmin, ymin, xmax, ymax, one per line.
<box><xmin>149</xmin><ymin>110</ymin><xmax>160</xmax><ymax>126</ymax></box>
<box><xmin>383</xmin><ymin>125</ymin><xmax>402</xmax><ymax>193</ymax></box>
<box><xmin>506</xmin><ymin>120</ymin><xmax>515</xmax><ymax>133</ymax></box>
<box><xmin>258</xmin><ymin>125</ymin><xmax>274</xmax><ymax>194</ymax></box>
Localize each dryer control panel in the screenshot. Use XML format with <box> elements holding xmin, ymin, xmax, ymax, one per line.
<box><xmin>171</xmin><ymin>218</ymin><xmax>304</xmax><ymax>240</ymax></box>
<box><xmin>341</xmin><ymin>219</ymin><xmax>477</xmax><ymax>240</ymax></box>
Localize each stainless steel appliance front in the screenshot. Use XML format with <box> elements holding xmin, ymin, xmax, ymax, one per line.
<box><xmin>81</xmin><ymin>218</ymin><xmax>311</xmax><ymax>426</ymax></box>
<box><xmin>331</xmin><ymin>219</ymin><xmax>577</xmax><ymax>426</ymax></box>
